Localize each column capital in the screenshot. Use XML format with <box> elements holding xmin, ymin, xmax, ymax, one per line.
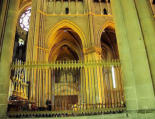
<box><xmin>83</xmin><ymin>46</ymin><xmax>102</xmax><ymax>55</ymax></box>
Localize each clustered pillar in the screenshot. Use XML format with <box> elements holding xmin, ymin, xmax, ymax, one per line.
<box><xmin>0</xmin><ymin>0</ymin><xmax>20</xmax><ymax>118</ymax></box>
<box><xmin>0</xmin><ymin>0</ymin><xmax>155</xmax><ymax>118</ymax></box>
<box><xmin>111</xmin><ymin>0</ymin><xmax>155</xmax><ymax>112</ymax></box>
<box><xmin>134</xmin><ymin>0</ymin><xmax>155</xmax><ymax>93</ymax></box>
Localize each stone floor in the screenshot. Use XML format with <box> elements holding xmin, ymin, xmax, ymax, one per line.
<box><xmin>4</xmin><ymin>112</ymin><xmax>155</xmax><ymax>119</ymax></box>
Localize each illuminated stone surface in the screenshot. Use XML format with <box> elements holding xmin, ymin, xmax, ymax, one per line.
<box><xmin>0</xmin><ymin>0</ymin><xmax>155</xmax><ymax>118</ymax></box>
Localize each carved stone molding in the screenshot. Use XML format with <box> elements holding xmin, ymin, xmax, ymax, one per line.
<box><xmin>83</xmin><ymin>46</ymin><xmax>102</xmax><ymax>56</ymax></box>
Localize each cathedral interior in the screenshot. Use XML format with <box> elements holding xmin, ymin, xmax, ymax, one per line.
<box><xmin>1</xmin><ymin>0</ymin><xmax>155</xmax><ymax>119</ymax></box>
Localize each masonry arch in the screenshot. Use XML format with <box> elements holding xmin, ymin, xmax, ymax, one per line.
<box><xmin>100</xmin><ymin>24</ymin><xmax>119</xmax><ymax>60</ymax></box>
<box><xmin>18</xmin><ymin>2</ymin><xmax>32</xmax><ymax>16</ymax></box>
<box><xmin>46</xmin><ymin>20</ymin><xmax>86</xmax><ymax>50</ymax></box>
<box><xmin>99</xmin><ymin>25</ymin><xmax>124</xmax><ymax>108</ymax></box>
<box><xmin>46</xmin><ymin>20</ymin><xmax>85</xmax><ymax>62</ymax></box>
<box><xmin>46</xmin><ymin>20</ymin><xmax>85</xmax><ymax>110</ymax></box>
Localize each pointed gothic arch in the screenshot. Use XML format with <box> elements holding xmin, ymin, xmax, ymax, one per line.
<box><xmin>100</xmin><ymin>22</ymin><xmax>119</xmax><ymax>60</ymax></box>
<box><xmin>99</xmin><ymin>24</ymin><xmax>124</xmax><ymax>109</ymax></box>
<box><xmin>46</xmin><ymin>20</ymin><xmax>85</xmax><ymax>62</ymax></box>
<box><xmin>46</xmin><ymin>20</ymin><xmax>86</xmax><ymax>49</ymax></box>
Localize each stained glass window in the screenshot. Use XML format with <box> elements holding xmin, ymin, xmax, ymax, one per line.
<box><xmin>19</xmin><ymin>7</ymin><xmax>31</xmax><ymax>31</ymax></box>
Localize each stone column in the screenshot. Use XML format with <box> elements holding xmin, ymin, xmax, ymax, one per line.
<box><xmin>120</xmin><ymin>0</ymin><xmax>155</xmax><ymax>110</ymax></box>
<box><xmin>0</xmin><ymin>0</ymin><xmax>3</xmax><ymax>15</ymax></box>
<box><xmin>134</xmin><ymin>0</ymin><xmax>155</xmax><ymax>92</ymax></box>
<box><xmin>87</xmin><ymin>0</ymin><xmax>95</xmax><ymax>47</ymax></box>
<box><xmin>111</xmin><ymin>0</ymin><xmax>138</xmax><ymax>110</ymax></box>
<box><xmin>0</xmin><ymin>0</ymin><xmax>20</xmax><ymax>118</ymax></box>
<box><xmin>26</xmin><ymin>0</ymin><xmax>42</xmax><ymax>105</ymax></box>
<box><xmin>0</xmin><ymin>0</ymin><xmax>8</xmax><ymax>56</ymax></box>
<box><xmin>26</xmin><ymin>0</ymin><xmax>41</xmax><ymax>62</ymax></box>
<box><xmin>83</xmin><ymin>47</ymin><xmax>105</xmax><ymax>107</ymax></box>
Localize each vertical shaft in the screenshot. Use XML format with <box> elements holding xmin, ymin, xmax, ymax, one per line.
<box><xmin>0</xmin><ymin>0</ymin><xmax>20</xmax><ymax>118</ymax></box>
<box><xmin>111</xmin><ymin>0</ymin><xmax>138</xmax><ymax>110</ymax></box>
<box><xmin>134</xmin><ymin>0</ymin><xmax>155</xmax><ymax>93</ymax></box>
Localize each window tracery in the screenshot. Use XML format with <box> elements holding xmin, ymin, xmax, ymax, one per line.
<box><xmin>19</xmin><ymin>7</ymin><xmax>31</xmax><ymax>31</ymax></box>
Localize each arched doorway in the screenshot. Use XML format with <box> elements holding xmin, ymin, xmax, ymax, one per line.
<box><xmin>100</xmin><ymin>26</ymin><xmax>124</xmax><ymax>108</ymax></box>
<box><xmin>48</xmin><ymin>27</ymin><xmax>84</xmax><ymax>111</ymax></box>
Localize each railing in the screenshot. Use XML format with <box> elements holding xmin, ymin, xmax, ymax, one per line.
<box><xmin>8</xmin><ymin>60</ymin><xmax>126</xmax><ymax>117</ymax></box>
